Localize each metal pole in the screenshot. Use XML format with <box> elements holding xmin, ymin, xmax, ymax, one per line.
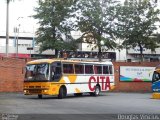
<box><xmin>6</xmin><ymin>0</ymin><xmax>9</xmax><ymax>57</ymax></box>
<box><xmin>16</xmin><ymin>25</ymin><xmax>20</xmax><ymax>58</ymax></box>
<box><xmin>16</xmin><ymin>29</ymin><xmax>19</xmax><ymax>58</ymax></box>
<box><xmin>30</xmin><ymin>50</ymin><xmax>31</xmax><ymax>58</ymax></box>
<box><xmin>16</xmin><ymin>17</ymin><xmax>23</xmax><ymax>58</ymax></box>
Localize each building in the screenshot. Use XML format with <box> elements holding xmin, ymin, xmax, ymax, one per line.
<box><xmin>0</xmin><ymin>30</ymin><xmax>160</xmax><ymax>62</ymax></box>
<box><xmin>0</xmin><ymin>30</ymin><xmax>127</xmax><ymax>61</ymax></box>
<box><xmin>127</xmin><ymin>46</ymin><xmax>160</xmax><ymax>62</ymax></box>
<box><xmin>0</xmin><ymin>31</ymin><xmax>54</xmax><ymax>58</ymax></box>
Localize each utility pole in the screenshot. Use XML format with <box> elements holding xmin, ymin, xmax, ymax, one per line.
<box><xmin>6</xmin><ymin>0</ymin><xmax>9</xmax><ymax>57</ymax></box>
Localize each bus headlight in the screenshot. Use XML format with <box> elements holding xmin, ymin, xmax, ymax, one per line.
<box><xmin>24</xmin><ymin>90</ymin><xmax>27</xmax><ymax>93</ymax></box>
<box><xmin>44</xmin><ymin>90</ymin><xmax>48</xmax><ymax>93</ymax></box>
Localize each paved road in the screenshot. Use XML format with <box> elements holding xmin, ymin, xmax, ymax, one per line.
<box><xmin>0</xmin><ymin>92</ymin><xmax>160</xmax><ymax>120</ymax></box>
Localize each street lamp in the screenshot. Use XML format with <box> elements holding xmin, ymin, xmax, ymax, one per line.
<box><xmin>14</xmin><ymin>17</ymin><xmax>23</xmax><ymax>58</ymax></box>
<box><xmin>14</xmin><ymin>25</ymin><xmax>20</xmax><ymax>58</ymax></box>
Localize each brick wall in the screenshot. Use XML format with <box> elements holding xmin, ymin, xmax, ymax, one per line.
<box><xmin>113</xmin><ymin>62</ymin><xmax>159</xmax><ymax>92</ymax></box>
<box><xmin>0</xmin><ymin>57</ymin><xmax>159</xmax><ymax>92</ymax></box>
<box><xmin>0</xmin><ymin>57</ymin><xmax>31</xmax><ymax>92</ymax></box>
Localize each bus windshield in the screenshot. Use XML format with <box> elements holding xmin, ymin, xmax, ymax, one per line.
<box><xmin>25</xmin><ymin>63</ymin><xmax>49</xmax><ymax>81</ymax></box>
<box><xmin>152</xmin><ymin>71</ymin><xmax>160</xmax><ymax>83</ymax></box>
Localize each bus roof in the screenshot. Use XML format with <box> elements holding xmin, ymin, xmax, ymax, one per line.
<box><xmin>26</xmin><ymin>59</ymin><xmax>113</xmax><ymax>65</ymax></box>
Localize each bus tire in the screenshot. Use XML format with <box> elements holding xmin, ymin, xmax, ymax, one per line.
<box><xmin>90</xmin><ymin>85</ymin><xmax>100</xmax><ymax>96</ymax></box>
<box><xmin>58</xmin><ymin>86</ymin><xmax>66</xmax><ymax>99</ymax></box>
<box><xmin>38</xmin><ymin>94</ymin><xmax>42</xmax><ymax>99</ymax></box>
<box><xmin>95</xmin><ymin>85</ymin><xmax>100</xmax><ymax>96</ymax></box>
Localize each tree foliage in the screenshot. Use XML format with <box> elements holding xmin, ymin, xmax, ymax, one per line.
<box><xmin>34</xmin><ymin>0</ymin><xmax>160</xmax><ymax>61</ymax></box>
<box><xmin>116</xmin><ymin>0</ymin><xmax>160</xmax><ymax>61</ymax></box>
<box><xmin>75</xmin><ymin>0</ymin><xmax>119</xmax><ymax>61</ymax></box>
<box><xmin>34</xmin><ymin>0</ymin><xmax>78</xmax><ymax>56</ymax></box>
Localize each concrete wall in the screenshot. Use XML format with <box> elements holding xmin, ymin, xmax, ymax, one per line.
<box><xmin>0</xmin><ymin>57</ymin><xmax>159</xmax><ymax>92</ymax></box>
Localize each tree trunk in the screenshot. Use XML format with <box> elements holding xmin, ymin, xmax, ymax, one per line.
<box><xmin>97</xmin><ymin>31</ymin><xmax>102</xmax><ymax>62</ymax></box>
<box><xmin>139</xmin><ymin>43</ymin><xmax>143</xmax><ymax>62</ymax></box>
<box><xmin>98</xmin><ymin>45</ymin><xmax>102</xmax><ymax>62</ymax></box>
<box><xmin>55</xmin><ymin>49</ymin><xmax>59</xmax><ymax>58</ymax></box>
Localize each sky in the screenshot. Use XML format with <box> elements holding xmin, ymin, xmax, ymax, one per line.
<box><xmin>0</xmin><ymin>0</ymin><xmax>39</xmax><ymax>36</ymax></box>
<box><xmin>0</xmin><ymin>0</ymin><xmax>159</xmax><ymax>37</ymax></box>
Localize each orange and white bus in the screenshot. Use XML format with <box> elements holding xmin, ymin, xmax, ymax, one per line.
<box><xmin>23</xmin><ymin>59</ymin><xmax>115</xmax><ymax>99</ymax></box>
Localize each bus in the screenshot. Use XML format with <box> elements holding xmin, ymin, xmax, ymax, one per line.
<box><xmin>23</xmin><ymin>59</ymin><xmax>115</xmax><ymax>99</ymax></box>
<box><xmin>152</xmin><ymin>64</ymin><xmax>160</xmax><ymax>99</ymax></box>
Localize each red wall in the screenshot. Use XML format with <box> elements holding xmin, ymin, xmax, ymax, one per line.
<box><xmin>113</xmin><ymin>62</ymin><xmax>159</xmax><ymax>92</ymax></box>
<box><xmin>0</xmin><ymin>57</ymin><xmax>31</xmax><ymax>92</ymax></box>
<box><xmin>0</xmin><ymin>57</ymin><xmax>159</xmax><ymax>92</ymax></box>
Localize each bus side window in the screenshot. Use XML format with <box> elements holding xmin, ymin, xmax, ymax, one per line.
<box><xmin>109</xmin><ymin>66</ymin><xmax>113</xmax><ymax>74</ymax></box>
<box><xmin>51</xmin><ymin>62</ymin><xmax>62</xmax><ymax>81</ymax></box>
<box><xmin>94</xmin><ymin>66</ymin><xmax>98</xmax><ymax>74</ymax></box>
<box><xmin>94</xmin><ymin>65</ymin><xmax>102</xmax><ymax>74</ymax></box>
<box><xmin>103</xmin><ymin>65</ymin><xmax>109</xmax><ymax>74</ymax></box>
<box><xmin>63</xmin><ymin>64</ymin><xmax>74</xmax><ymax>74</ymax></box>
<box><xmin>85</xmin><ymin>65</ymin><xmax>93</xmax><ymax>74</ymax></box>
<box><xmin>75</xmin><ymin>64</ymin><xmax>84</xmax><ymax>74</ymax></box>
<box><xmin>51</xmin><ymin>65</ymin><xmax>56</xmax><ymax>80</ymax></box>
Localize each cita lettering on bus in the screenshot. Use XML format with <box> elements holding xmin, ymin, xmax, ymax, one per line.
<box><xmin>88</xmin><ymin>76</ymin><xmax>111</xmax><ymax>91</ymax></box>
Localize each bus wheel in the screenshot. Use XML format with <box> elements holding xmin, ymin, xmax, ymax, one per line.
<box><xmin>58</xmin><ymin>87</ymin><xmax>66</xmax><ymax>99</ymax></box>
<box><xmin>94</xmin><ymin>86</ymin><xmax>100</xmax><ymax>96</ymax></box>
<box><xmin>90</xmin><ymin>86</ymin><xmax>100</xmax><ymax>96</ymax></box>
<box><xmin>38</xmin><ymin>94</ymin><xmax>42</xmax><ymax>99</ymax></box>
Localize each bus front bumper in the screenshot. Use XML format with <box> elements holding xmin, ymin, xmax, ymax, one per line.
<box><xmin>23</xmin><ymin>88</ymin><xmax>49</xmax><ymax>95</ymax></box>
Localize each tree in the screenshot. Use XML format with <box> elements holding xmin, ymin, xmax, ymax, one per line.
<box><xmin>34</xmin><ymin>0</ymin><xmax>78</xmax><ymax>57</ymax></box>
<box><xmin>116</xmin><ymin>0</ymin><xmax>160</xmax><ymax>61</ymax></box>
<box><xmin>75</xmin><ymin>0</ymin><xmax>119</xmax><ymax>61</ymax></box>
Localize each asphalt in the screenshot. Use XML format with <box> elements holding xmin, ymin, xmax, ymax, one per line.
<box><xmin>0</xmin><ymin>92</ymin><xmax>160</xmax><ymax>120</ymax></box>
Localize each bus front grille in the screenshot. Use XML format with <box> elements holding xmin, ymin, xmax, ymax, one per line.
<box><xmin>29</xmin><ymin>89</ymin><xmax>42</xmax><ymax>94</ymax></box>
<box><xmin>29</xmin><ymin>86</ymin><xmax>41</xmax><ymax>88</ymax></box>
